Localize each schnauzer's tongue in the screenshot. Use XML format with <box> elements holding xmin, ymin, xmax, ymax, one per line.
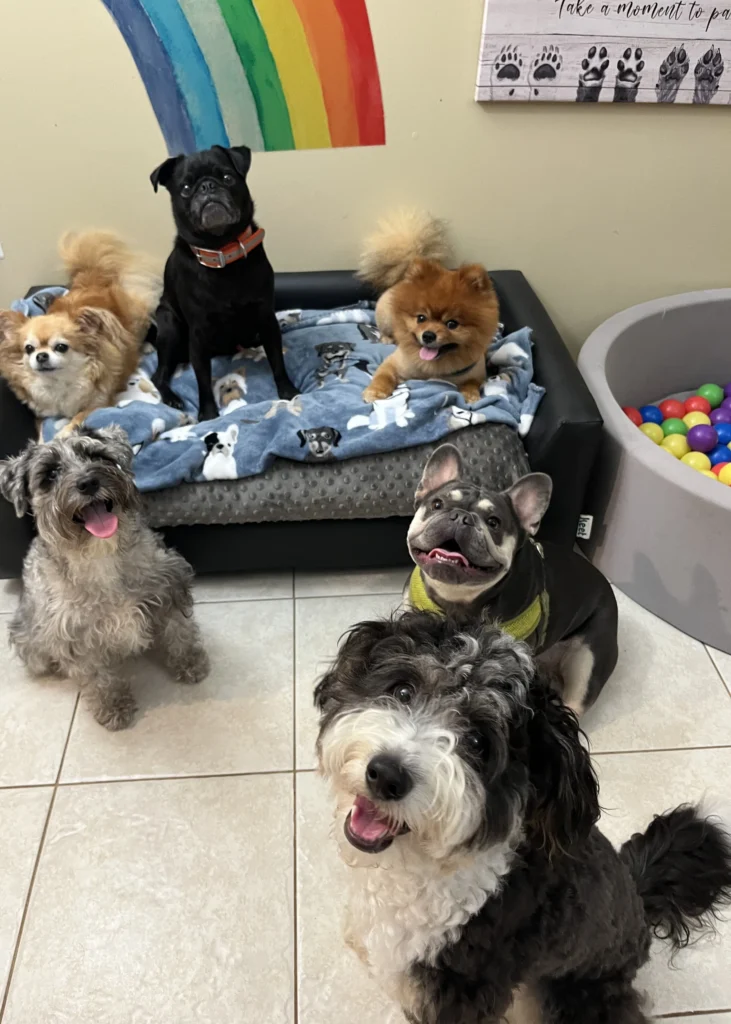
<box><xmin>350</xmin><ymin>795</ymin><xmax>393</xmax><ymax>843</ymax></box>
<box><xmin>81</xmin><ymin>501</ymin><xmax>118</xmax><ymax>539</ymax></box>
<box><xmin>419</xmin><ymin>346</ymin><xmax>439</xmax><ymax>361</ymax></box>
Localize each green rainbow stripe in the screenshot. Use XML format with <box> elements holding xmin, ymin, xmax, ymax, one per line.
<box><xmin>101</xmin><ymin>0</ymin><xmax>385</xmax><ymax>153</ymax></box>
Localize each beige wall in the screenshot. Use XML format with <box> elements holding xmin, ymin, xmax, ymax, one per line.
<box><xmin>1</xmin><ymin>0</ymin><xmax>730</xmax><ymax>353</ymax></box>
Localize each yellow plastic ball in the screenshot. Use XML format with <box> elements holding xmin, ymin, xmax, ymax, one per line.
<box><xmin>640</xmin><ymin>422</ymin><xmax>663</xmax><ymax>444</ymax></box>
<box><xmin>683</xmin><ymin>411</ymin><xmax>712</xmax><ymax>429</ymax></box>
<box><xmin>681</xmin><ymin>451</ymin><xmax>712</xmax><ymax>472</ymax></box>
<box><xmin>661</xmin><ymin>434</ymin><xmax>690</xmax><ymax>458</ymax></box>
<box><xmin>701</xmin><ymin>470</ymin><xmax>720</xmax><ymax>481</ymax></box>
<box><xmin>718</xmin><ymin>464</ymin><xmax>731</xmax><ymax>486</ymax></box>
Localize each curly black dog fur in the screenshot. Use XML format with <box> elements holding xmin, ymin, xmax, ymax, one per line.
<box><xmin>315</xmin><ymin>613</ymin><xmax>731</xmax><ymax>1024</ymax></box>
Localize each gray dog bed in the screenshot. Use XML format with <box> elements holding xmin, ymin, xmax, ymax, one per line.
<box><xmin>578</xmin><ymin>289</ymin><xmax>731</xmax><ymax>653</ymax></box>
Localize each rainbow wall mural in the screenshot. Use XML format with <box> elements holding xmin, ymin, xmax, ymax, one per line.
<box><xmin>101</xmin><ymin>0</ymin><xmax>386</xmax><ymax>153</ymax></box>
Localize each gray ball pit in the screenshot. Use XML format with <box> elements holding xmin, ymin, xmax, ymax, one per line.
<box><xmin>577</xmin><ymin>289</ymin><xmax>731</xmax><ymax>653</ymax></box>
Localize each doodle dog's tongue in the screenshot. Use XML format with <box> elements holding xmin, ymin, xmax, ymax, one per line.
<box><xmin>349</xmin><ymin>795</ymin><xmax>395</xmax><ymax>843</ymax></box>
<box><xmin>419</xmin><ymin>346</ymin><xmax>439</xmax><ymax>361</ymax></box>
<box><xmin>80</xmin><ymin>501</ymin><xmax>119</xmax><ymax>539</ymax></box>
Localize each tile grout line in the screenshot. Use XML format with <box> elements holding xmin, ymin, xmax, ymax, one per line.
<box><xmin>704</xmin><ymin>645</ymin><xmax>731</xmax><ymax>703</ymax></box>
<box><xmin>0</xmin><ymin>692</ymin><xmax>79</xmax><ymax>1022</ymax></box>
<box><xmin>291</xmin><ymin>592</ymin><xmax>299</xmax><ymax>1024</ymax></box>
<box><xmin>656</xmin><ymin>1010</ymin><xmax>731</xmax><ymax>1018</ymax></box>
<box><xmin>590</xmin><ymin>743</ymin><xmax>731</xmax><ymax>757</ymax></box>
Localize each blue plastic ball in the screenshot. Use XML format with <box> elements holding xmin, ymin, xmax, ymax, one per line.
<box><xmin>640</xmin><ymin>405</ymin><xmax>663</xmax><ymax>425</ymax></box>
<box><xmin>708</xmin><ymin>444</ymin><xmax>731</xmax><ymax>466</ymax></box>
<box><xmin>715</xmin><ymin>422</ymin><xmax>731</xmax><ymax>446</ymax></box>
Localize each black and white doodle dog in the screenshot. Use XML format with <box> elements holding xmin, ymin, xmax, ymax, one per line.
<box><xmin>315</xmin><ymin>612</ymin><xmax>731</xmax><ymax>1024</ymax></box>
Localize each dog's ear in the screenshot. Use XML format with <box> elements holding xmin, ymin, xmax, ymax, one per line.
<box><xmin>457</xmin><ymin>263</ymin><xmax>493</xmax><ymax>293</ymax></box>
<box><xmin>314</xmin><ymin>618</ymin><xmax>396</xmax><ymax>713</ymax></box>
<box><xmin>229</xmin><ymin>424</ymin><xmax>239</xmax><ymax>444</ymax></box>
<box><xmin>150</xmin><ymin>155</ymin><xmax>183</xmax><ymax>193</ymax></box>
<box><xmin>297</xmin><ymin>430</ymin><xmax>308</xmax><ymax>447</ymax></box>
<box><xmin>505</xmin><ymin>473</ymin><xmax>552</xmax><ymax>536</ymax></box>
<box><xmin>0</xmin><ymin>445</ymin><xmax>36</xmax><ymax>517</ymax></box>
<box><xmin>332</xmin><ymin>429</ymin><xmax>342</xmax><ymax>447</ymax></box>
<box><xmin>416</xmin><ymin>443</ymin><xmax>463</xmax><ymax>501</ymax></box>
<box><xmin>75</xmin><ymin>307</ymin><xmax>124</xmax><ymax>340</ymax></box>
<box><xmin>215</xmin><ymin>145</ymin><xmax>252</xmax><ymax>179</ymax></box>
<box><xmin>0</xmin><ymin>309</ymin><xmax>27</xmax><ymax>342</ymax></box>
<box><xmin>526</xmin><ymin>684</ymin><xmax>600</xmax><ymax>858</ymax></box>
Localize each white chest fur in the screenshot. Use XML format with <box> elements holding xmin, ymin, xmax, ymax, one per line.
<box><xmin>28</xmin><ymin>369</ymin><xmax>93</xmax><ymax>418</ymax></box>
<box><xmin>346</xmin><ymin>838</ymin><xmax>513</xmax><ymax>993</ymax></box>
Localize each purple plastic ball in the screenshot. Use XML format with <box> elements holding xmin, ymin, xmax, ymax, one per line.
<box><xmin>687</xmin><ymin>424</ymin><xmax>718</xmax><ymax>453</ymax></box>
<box><xmin>724</xmin><ymin>383</ymin><xmax>731</xmax><ymax>399</ymax></box>
<box><xmin>722</xmin><ymin>397</ymin><xmax>731</xmax><ymax>413</ymax></box>
<box><xmin>711</xmin><ymin>408</ymin><xmax>731</xmax><ymax>426</ymax></box>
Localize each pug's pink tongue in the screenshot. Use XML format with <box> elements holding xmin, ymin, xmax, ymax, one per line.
<box><xmin>419</xmin><ymin>347</ymin><xmax>439</xmax><ymax>361</ymax></box>
<box><xmin>81</xmin><ymin>502</ymin><xmax>118</xmax><ymax>539</ymax></box>
<box><xmin>349</xmin><ymin>795</ymin><xmax>392</xmax><ymax>843</ymax></box>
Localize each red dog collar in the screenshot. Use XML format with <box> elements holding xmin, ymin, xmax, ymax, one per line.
<box><xmin>190</xmin><ymin>225</ymin><xmax>265</xmax><ymax>269</ymax></box>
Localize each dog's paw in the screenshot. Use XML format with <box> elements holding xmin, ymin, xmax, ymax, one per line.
<box><xmin>460</xmin><ymin>384</ymin><xmax>482</xmax><ymax>404</ymax></box>
<box><xmin>363</xmin><ymin>383</ymin><xmax>394</xmax><ymax>403</ymax></box>
<box><xmin>174</xmin><ymin>648</ymin><xmax>210</xmax><ymax>685</ymax></box>
<box><xmin>276</xmin><ymin>378</ymin><xmax>299</xmax><ymax>401</ymax></box>
<box><xmin>199</xmin><ymin>401</ymin><xmax>220</xmax><ymax>422</ymax></box>
<box><xmin>94</xmin><ymin>692</ymin><xmax>138</xmax><ymax>731</ymax></box>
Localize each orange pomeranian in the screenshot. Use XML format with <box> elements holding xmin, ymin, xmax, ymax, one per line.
<box><xmin>0</xmin><ymin>231</ymin><xmax>160</xmax><ymax>429</ymax></box>
<box><xmin>357</xmin><ymin>211</ymin><xmax>499</xmax><ymax>404</ymax></box>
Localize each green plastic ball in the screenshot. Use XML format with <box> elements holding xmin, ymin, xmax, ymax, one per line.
<box><xmin>662</xmin><ymin>417</ymin><xmax>688</xmax><ymax>437</ymax></box>
<box><xmin>697</xmin><ymin>383</ymin><xmax>725</xmax><ymax>409</ymax></box>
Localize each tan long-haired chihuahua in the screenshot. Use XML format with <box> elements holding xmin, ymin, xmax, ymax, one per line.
<box><xmin>0</xmin><ymin>231</ymin><xmax>160</xmax><ymax>429</ymax></box>
<box><xmin>357</xmin><ymin>211</ymin><xmax>499</xmax><ymax>404</ymax></box>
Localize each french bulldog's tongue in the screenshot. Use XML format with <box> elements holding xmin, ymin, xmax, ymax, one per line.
<box><xmin>430</xmin><ymin>547</ymin><xmax>469</xmax><ymax>567</ymax></box>
<box><xmin>81</xmin><ymin>501</ymin><xmax>118</xmax><ymax>539</ymax></box>
<box><xmin>419</xmin><ymin>346</ymin><xmax>439</xmax><ymax>361</ymax></box>
<box><xmin>349</xmin><ymin>796</ymin><xmax>392</xmax><ymax>843</ymax></box>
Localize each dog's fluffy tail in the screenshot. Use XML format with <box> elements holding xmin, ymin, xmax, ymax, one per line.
<box><xmin>59</xmin><ymin>230</ymin><xmax>162</xmax><ymax>312</ymax></box>
<box><xmin>357</xmin><ymin>210</ymin><xmax>451</xmax><ymax>291</ymax></box>
<box><xmin>620</xmin><ymin>804</ymin><xmax>731</xmax><ymax>950</ymax></box>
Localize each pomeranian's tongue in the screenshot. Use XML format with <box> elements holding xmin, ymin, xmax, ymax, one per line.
<box><xmin>80</xmin><ymin>501</ymin><xmax>118</xmax><ymax>539</ymax></box>
<box><xmin>349</xmin><ymin>795</ymin><xmax>393</xmax><ymax>843</ymax></box>
<box><xmin>419</xmin><ymin>346</ymin><xmax>439</xmax><ymax>361</ymax></box>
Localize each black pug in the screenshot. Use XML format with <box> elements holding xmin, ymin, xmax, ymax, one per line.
<box><xmin>150</xmin><ymin>145</ymin><xmax>297</xmax><ymax>421</ymax></box>
<box><xmin>315</xmin><ymin>611</ymin><xmax>731</xmax><ymax>1024</ymax></box>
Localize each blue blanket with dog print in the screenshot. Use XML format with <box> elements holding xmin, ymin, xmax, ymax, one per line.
<box><xmin>32</xmin><ymin>297</ymin><xmax>544</xmax><ymax>491</ymax></box>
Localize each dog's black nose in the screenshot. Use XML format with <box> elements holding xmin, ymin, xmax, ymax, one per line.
<box><xmin>421</xmin><ymin>331</ymin><xmax>437</xmax><ymax>344</ymax></box>
<box><xmin>77</xmin><ymin>477</ymin><xmax>100</xmax><ymax>496</ymax></box>
<box><xmin>35</xmin><ymin>351</ymin><xmax>49</xmax><ymax>364</ymax></box>
<box><xmin>366</xmin><ymin>754</ymin><xmax>413</xmax><ymax>802</ymax></box>
<box><xmin>450</xmin><ymin>509</ymin><xmax>474</xmax><ymax>526</ymax></box>
<box><xmin>199</xmin><ymin>179</ymin><xmax>216</xmax><ymax>193</ymax></box>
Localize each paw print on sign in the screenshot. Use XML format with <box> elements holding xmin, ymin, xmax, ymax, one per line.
<box><xmin>693</xmin><ymin>46</ymin><xmax>724</xmax><ymax>104</ymax></box>
<box><xmin>529</xmin><ymin>44</ymin><xmax>562</xmax><ymax>100</ymax></box>
<box><xmin>577</xmin><ymin>45</ymin><xmax>610</xmax><ymax>102</ymax></box>
<box><xmin>614</xmin><ymin>47</ymin><xmax>645</xmax><ymax>102</ymax></box>
<box><xmin>491</xmin><ymin>44</ymin><xmax>527</xmax><ymax>100</ymax></box>
<box><xmin>656</xmin><ymin>45</ymin><xmax>690</xmax><ymax>103</ymax></box>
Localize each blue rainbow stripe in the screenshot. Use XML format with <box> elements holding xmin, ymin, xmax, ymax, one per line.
<box><xmin>141</xmin><ymin>0</ymin><xmax>229</xmax><ymax>150</ymax></box>
<box><xmin>101</xmin><ymin>0</ymin><xmax>196</xmax><ymax>154</ymax></box>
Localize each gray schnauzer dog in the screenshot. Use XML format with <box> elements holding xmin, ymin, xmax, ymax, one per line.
<box><xmin>0</xmin><ymin>426</ymin><xmax>209</xmax><ymax>730</ymax></box>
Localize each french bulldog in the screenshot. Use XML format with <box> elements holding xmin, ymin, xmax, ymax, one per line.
<box><xmin>149</xmin><ymin>144</ymin><xmax>297</xmax><ymax>422</ymax></box>
<box><xmin>405</xmin><ymin>443</ymin><xmax>618</xmax><ymax>714</ymax></box>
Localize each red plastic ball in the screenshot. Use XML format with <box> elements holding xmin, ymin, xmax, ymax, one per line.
<box><xmin>712</xmin><ymin>462</ymin><xmax>730</xmax><ymax>476</ymax></box>
<box><xmin>622</xmin><ymin>406</ymin><xmax>643</xmax><ymax>427</ymax></box>
<box><xmin>659</xmin><ymin>399</ymin><xmax>686</xmax><ymax>420</ymax></box>
<box><xmin>685</xmin><ymin>395</ymin><xmax>712</xmax><ymax>415</ymax></box>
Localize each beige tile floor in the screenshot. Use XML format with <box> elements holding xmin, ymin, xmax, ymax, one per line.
<box><xmin>1</xmin><ymin>569</ymin><xmax>730</xmax><ymax>1024</ymax></box>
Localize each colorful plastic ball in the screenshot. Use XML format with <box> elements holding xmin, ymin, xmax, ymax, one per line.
<box><xmin>640</xmin><ymin>422</ymin><xmax>664</xmax><ymax>444</ymax></box>
<box><xmin>681</xmin><ymin>451</ymin><xmax>712</xmax><ymax>472</ymax></box>
<box><xmin>640</xmin><ymin>405</ymin><xmax>663</xmax><ymax>425</ymax></box>
<box><xmin>710</xmin><ymin>408</ymin><xmax>731</xmax><ymax>427</ymax></box>
<box><xmin>661</xmin><ymin>417</ymin><xmax>687</xmax><ymax>437</ymax></box>
<box><xmin>687</xmin><ymin>424</ymin><xmax>718</xmax><ymax>453</ymax></box>
<box><xmin>712</xmin><ymin>462</ymin><xmax>730</xmax><ymax>476</ymax></box>
<box><xmin>701</xmin><ymin>470</ymin><xmax>719</xmax><ymax>481</ymax></box>
<box><xmin>715</xmin><ymin>422</ymin><xmax>731</xmax><ymax>445</ymax></box>
<box><xmin>721</xmin><ymin>397</ymin><xmax>731</xmax><ymax>413</ymax></box>
<box><xmin>718</xmin><ymin>464</ymin><xmax>731</xmax><ymax>486</ymax></box>
<box><xmin>697</xmin><ymin>383</ymin><xmax>725</xmax><ymax>409</ymax></box>
<box><xmin>683</xmin><ymin>411</ymin><xmax>711</xmax><ymax>429</ymax></box>
<box><xmin>725</xmin><ymin>383</ymin><xmax>731</xmax><ymax>398</ymax></box>
<box><xmin>685</xmin><ymin>395</ymin><xmax>712</xmax><ymax>415</ymax></box>
<box><xmin>708</xmin><ymin>444</ymin><xmax>731</xmax><ymax>466</ymax></box>
<box><xmin>659</xmin><ymin>399</ymin><xmax>686</xmax><ymax>420</ymax></box>
<box><xmin>661</xmin><ymin>434</ymin><xmax>690</xmax><ymax>458</ymax></box>
<box><xmin>622</xmin><ymin>406</ymin><xmax>643</xmax><ymax>427</ymax></box>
